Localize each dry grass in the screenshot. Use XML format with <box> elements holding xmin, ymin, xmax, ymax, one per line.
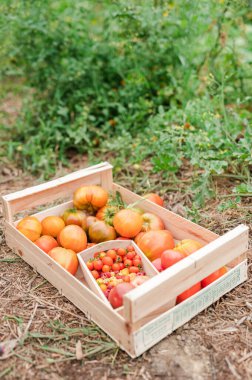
<box><xmin>0</xmin><ymin>160</ymin><xmax>251</xmax><ymax>380</ymax></box>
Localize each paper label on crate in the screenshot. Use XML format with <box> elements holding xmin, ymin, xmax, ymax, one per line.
<box><xmin>134</xmin><ymin>313</ymin><xmax>173</xmax><ymax>356</ymax></box>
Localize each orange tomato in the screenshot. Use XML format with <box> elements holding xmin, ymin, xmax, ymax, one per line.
<box><xmin>106</xmin><ymin>249</ymin><xmax>117</xmax><ymax>260</ymax></box>
<box><xmin>201</xmin><ymin>267</ymin><xmax>227</xmax><ymax>288</ymax></box>
<box><xmin>62</xmin><ymin>208</ymin><xmax>88</xmax><ymax>230</ymax></box>
<box><xmin>35</xmin><ymin>235</ymin><xmax>58</xmax><ymax>253</ymax></box>
<box><xmin>113</xmin><ymin>209</ymin><xmax>143</xmax><ymax>238</ymax></box>
<box><xmin>144</xmin><ymin>193</ymin><xmax>164</xmax><ymax>207</ymax></box>
<box><xmin>174</xmin><ymin>239</ymin><xmax>203</xmax><ymax>256</ymax></box>
<box><xmin>17</xmin><ymin>216</ymin><xmax>42</xmax><ymax>242</ymax></box>
<box><xmin>73</xmin><ymin>185</ymin><xmax>108</xmax><ymax>213</ymax></box>
<box><xmin>48</xmin><ymin>247</ymin><xmax>78</xmax><ymax>275</ymax></box>
<box><xmin>176</xmin><ymin>282</ymin><xmax>202</xmax><ymax>304</ymax></box>
<box><xmin>58</xmin><ymin>225</ymin><xmax>87</xmax><ymax>253</ymax></box>
<box><xmin>137</xmin><ymin>230</ymin><xmax>175</xmax><ymax>261</ymax></box>
<box><xmin>41</xmin><ymin>216</ymin><xmax>65</xmax><ymax>237</ymax></box>
<box><xmin>134</xmin><ymin>232</ymin><xmax>146</xmax><ymax>245</ymax></box>
<box><xmin>141</xmin><ymin>212</ymin><xmax>165</xmax><ymax>232</ymax></box>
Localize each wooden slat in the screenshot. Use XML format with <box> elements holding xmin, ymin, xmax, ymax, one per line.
<box><xmin>123</xmin><ymin>224</ymin><xmax>249</xmax><ymax>324</ymax></box>
<box><xmin>4</xmin><ymin>221</ymin><xmax>135</xmax><ymax>355</ymax></box>
<box><xmin>113</xmin><ymin>183</ymin><xmax>218</xmax><ymax>243</ymax></box>
<box><xmin>1</xmin><ymin>162</ymin><xmax>113</xmax><ymax>223</ymax></box>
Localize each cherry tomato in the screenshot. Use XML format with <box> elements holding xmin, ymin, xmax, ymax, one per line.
<box><xmin>86</xmin><ymin>261</ymin><xmax>94</xmax><ymax>270</ymax></box>
<box><xmin>133</xmin><ymin>258</ymin><xmax>142</xmax><ymax>267</ymax></box>
<box><xmin>126</xmin><ymin>251</ymin><xmax>136</xmax><ymax>260</ymax></box>
<box><xmin>100</xmin><ymin>283</ymin><xmax>107</xmax><ymax>292</ymax></box>
<box><xmin>123</xmin><ymin>275</ymin><xmax>131</xmax><ymax>282</ymax></box>
<box><xmin>91</xmin><ymin>270</ymin><xmax>99</xmax><ymax>279</ymax></box>
<box><xmin>115</xmin><ymin>255</ymin><xmax>122</xmax><ymax>263</ymax></box>
<box><xmin>99</xmin><ymin>252</ymin><xmax>106</xmax><ymax>259</ymax></box>
<box><xmin>112</xmin><ymin>263</ymin><xmax>121</xmax><ymax>272</ymax></box>
<box><xmin>124</xmin><ymin>259</ymin><xmax>133</xmax><ymax>267</ymax></box>
<box><xmin>93</xmin><ymin>260</ymin><xmax>103</xmax><ymax>271</ymax></box>
<box><xmin>117</xmin><ymin>248</ymin><xmax>127</xmax><ymax>257</ymax></box>
<box><xmin>102</xmin><ymin>265</ymin><xmax>110</xmax><ymax>273</ymax></box>
<box><xmin>127</xmin><ymin>245</ymin><xmax>134</xmax><ymax>252</ymax></box>
<box><xmin>134</xmin><ymin>254</ymin><xmax>141</xmax><ymax>261</ymax></box>
<box><xmin>102</xmin><ymin>256</ymin><xmax>113</xmax><ymax>266</ymax></box>
<box><xmin>129</xmin><ymin>266</ymin><xmax>139</xmax><ymax>273</ymax></box>
<box><xmin>94</xmin><ymin>252</ymin><xmax>100</xmax><ymax>258</ymax></box>
<box><xmin>107</xmin><ymin>250</ymin><xmax>117</xmax><ymax>261</ymax></box>
<box><xmin>119</xmin><ymin>263</ymin><xmax>125</xmax><ymax>270</ymax></box>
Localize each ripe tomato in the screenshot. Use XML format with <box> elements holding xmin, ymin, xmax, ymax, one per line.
<box><xmin>117</xmin><ymin>248</ymin><xmax>127</xmax><ymax>257</ymax></box>
<box><xmin>144</xmin><ymin>193</ymin><xmax>164</xmax><ymax>207</ymax></box>
<box><xmin>73</xmin><ymin>185</ymin><xmax>108</xmax><ymax>213</ymax></box>
<box><xmin>17</xmin><ymin>216</ymin><xmax>42</xmax><ymax>242</ymax></box>
<box><xmin>102</xmin><ymin>265</ymin><xmax>110</xmax><ymax>272</ymax></box>
<box><xmin>137</xmin><ymin>230</ymin><xmax>175</xmax><ymax>261</ymax></box>
<box><xmin>58</xmin><ymin>225</ymin><xmax>87</xmax><ymax>253</ymax></box>
<box><xmin>134</xmin><ymin>232</ymin><xmax>146</xmax><ymax>245</ymax></box>
<box><xmin>99</xmin><ymin>252</ymin><xmax>106</xmax><ymax>259</ymax></box>
<box><xmin>86</xmin><ymin>261</ymin><xmax>94</xmax><ymax>270</ymax></box>
<box><xmin>96</xmin><ymin>205</ymin><xmax>119</xmax><ymax>226</ymax></box>
<box><xmin>115</xmin><ymin>255</ymin><xmax>122</xmax><ymax>263</ymax></box>
<box><xmin>201</xmin><ymin>267</ymin><xmax>227</xmax><ymax>288</ymax></box>
<box><xmin>176</xmin><ymin>282</ymin><xmax>201</xmax><ymax>304</ymax></box>
<box><xmin>91</xmin><ymin>270</ymin><xmax>100</xmax><ymax>279</ymax></box>
<box><xmin>102</xmin><ymin>256</ymin><xmax>113</xmax><ymax>266</ymax></box>
<box><xmin>86</xmin><ymin>216</ymin><xmax>98</xmax><ymax>229</ymax></box>
<box><xmin>113</xmin><ymin>209</ymin><xmax>143</xmax><ymax>238</ymax></box>
<box><xmin>100</xmin><ymin>283</ymin><xmax>107</xmax><ymax>292</ymax></box>
<box><xmin>41</xmin><ymin>216</ymin><xmax>65</xmax><ymax>237</ymax></box>
<box><xmin>152</xmin><ymin>258</ymin><xmax>163</xmax><ymax>272</ymax></box>
<box><xmin>126</xmin><ymin>251</ymin><xmax>136</xmax><ymax>260</ymax></box>
<box><xmin>161</xmin><ymin>250</ymin><xmax>185</xmax><ymax>269</ymax></box>
<box><xmin>93</xmin><ymin>259</ymin><xmax>103</xmax><ymax>271</ymax></box>
<box><xmin>129</xmin><ymin>266</ymin><xmax>139</xmax><ymax>273</ymax></box>
<box><xmin>141</xmin><ymin>212</ymin><xmax>165</xmax><ymax>232</ymax></box>
<box><xmin>106</xmin><ymin>249</ymin><xmax>117</xmax><ymax>260</ymax></box>
<box><xmin>174</xmin><ymin>239</ymin><xmax>203</xmax><ymax>256</ymax></box>
<box><xmin>123</xmin><ymin>275</ymin><xmax>131</xmax><ymax>283</ymax></box>
<box><xmin>119</xmin><ymin>263</ymin><xmax>125</xmax><ymax>270</ymax></box>
<box><xmin>61</xmin><ymin>209</ymin><xmax>87</xmax><ymax>230</ymax></box>
<box><xmin>112</xmin><ymin>263</ymin><xmax>121</xmax><ymax>271</ymax></box>
<box><xmin>108</xmin><ymin>283</ymin><xmax>134</xmax><ymax>308</ymax></box>
<box><xmin>127</xmin><ymin>245</ymin><xmax>134</xmax><ymax>252</ymax></box>
<box><xmin>133</xmin><ymin>258</ymin><xmax>142</xmax><ymax>267</ymax></box>
<box><xmin>48</xmin><ymin>247</ymin><xmax>78</xmax><ymax>275</ymax></box>
<box><xmin>35</xmin><ymin>235</ymin><xmax>58</xmax><ymax>253</ymax></box>
<box><xmin>124</xmin><ymin>259</ymin><xmax>133</xmax><ymax>267</ymax></box>
<box><xmin>88</xmin><ymin>221</ymin><xmax>116</xmax><ymax>243</ymax></box>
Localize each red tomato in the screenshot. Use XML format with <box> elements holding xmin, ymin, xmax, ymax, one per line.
<box><xmin>123</xmin><ymin>275</ymin><xmax>130</xmax><ymax>282</ymax></box>
<box><xmin>94</xmin><ymin>252</ymin><xmax>100</xmax><ymax>258</ymax></box>
<box><xmin>115</xmin><ymin>255</ymin><xmax>122</xmax><ymax>263</ymax></box>
<box><xmin>133</xmin><ymin>258</ymin><xmax>142</xmax><ymax>267</ymax></box>
<box><xmin>108</xmin><ymin>283</ymin><xmax>134</xmax><ymax>308</ymax></box>
<box><xmin>107</xmin><ymin>249</ymin><xmax>117</xmax><ymax>260</ymax></box>
<box><xmin>119</xmin><ymin>263</ymin><xmax>125</xmax><ymax>270</ymax></box>
<box><xmin>152</xmin><ymin>258</ymin><xmax>163</xmax><ymax>272</ymax></box>
<box><xmin>137</xmin><ymin>230</ymin><xmax>175</xmax><ymax>261</ymax></box>
<box><xmin>126</xmin><ymin>251</ymin><xmax>136</xmax><ymax>260</ymax></box>
<box><xmin>161</xmin><ymin>250</ymin><xmax>185</xmax><ymax>269</ymax></box>
<box><xmin>129</xmin><ymin>266</ymin><xmax>139</xmax><ymax>273</ymax></box>
<box><xmin>35</xmin><ymin>235</ymin><xmax>58</xmax><ymax>253</ymax></box>
<box><xmin>102</xmin><ymin>265</ymin><xmax>110</xmax><ymax>273</ymax></box>
<box><xmin>93</xmin><ymin>260</ymin><xmax>103</xmax><ymax>271</ymax></box>
<box><xmin>201</xmin><ymin>267</ymin><xmax>227</xmax><ymax>288</ymax></box>
<box><xmin>86</xmin><ymin>261</ymin><xmax>94</xmax><ymax>271</ymax></box>
<box><xmin>91</xmin><ymin>270</ymin><xmax>100</xmax><ymax>279</ymax></box>
<box><xmin>117</xmin><ymin>248</ymin><xmax>127</xmax><ymax>257</ymax></box>
<box><xmin>113</xmin><ymin>209</ymin><xmax>143</xmax><ymax>238</ymax></box>
<box><xmin>127</xmin><ymin>245</ymin><xmax>134</xmax><ymax>252</ymax></box>
<box><xmin>102</xmin><ymin>256</ymin><xmax>113</xmax><ymax>266</ymax></box>
<box><xmin>176</xmin><ymin>282</ymin><xmax>201</xmax><ymax>304</ymax></box>
<box><xmin>112</xmin><ymin>263</ymin><xmax>121</xmax><ymax>272</ymax></box>
<box><xmin>48</xmin><ymin>247</ymin><xmax>78</xmax><ymax>275</ymax></box>
<box><xmin>144</xmin><ymin>193</ymin><xmax>164</xmax><ymax>207</ymax></box>
<box><xmin>124</xmin><ymin>259</ymin><xmax>133</xmax><ymax>267</ymax></box>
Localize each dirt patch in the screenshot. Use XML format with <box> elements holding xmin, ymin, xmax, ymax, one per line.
<box><xmin>0</xmin><ymin>161</ymin><xmax>251</xmax><ymax>380</ymax></box>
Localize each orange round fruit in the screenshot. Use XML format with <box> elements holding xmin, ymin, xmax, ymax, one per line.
<box><xmin>113</xmin><ymin>209</ymin><xmax>143</xmax><ymax>238</ymax></box>
<box><xmin>35</xmin><ymin>235</ymin><xmax>58</xmax><ymax>253</ymax></box>
<box><xmin>48</xmin><ymin>247</ymin><xmax>78</xmax><ymax>275</ymax></box>
<box><xmin>41</xmin><ymin>216</ymin><xmax>65</xmax><ymax>237</ymax></box>
<box><xmin>73</xmin><ymin>185</ymin><xmax>108</xmax><ymax>213</ymax></box>
<box><xmin>58</xmin><ymin>225</ymin><xmax>87</xmax><ymax>253</ymax></box>
<box><xmin>174</xmin><ymin>239</ymin><xmax>203</xmax><ymax>256</ymax></box>
<box><xmin>144</xmin><ymin>193</ymin><xmax>164</xmax><ymax>207</ymax></box>
<box><xmin>137</xmin><ymin>230</ymin><xmax>175</xmax><ymax>261</ymax></box>
<box><xmin>17</xmin><ymin>216</ymin><xmax>42</xmax><ymax>242</ymax></box>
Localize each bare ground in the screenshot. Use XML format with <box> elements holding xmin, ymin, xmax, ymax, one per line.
<box><xmin>0</xmin><ymin>161</ymin><xmax>251</xmax><ymax>380</ymax></box>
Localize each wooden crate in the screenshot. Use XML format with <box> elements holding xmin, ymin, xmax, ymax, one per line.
<box><xmin>2</xmin><ymin>162</ymin><xmax>249</xmax><ymax>358</ymax></box>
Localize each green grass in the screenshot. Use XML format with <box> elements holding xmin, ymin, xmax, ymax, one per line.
<box><xmin>0</xmin><ymin>0</ymin><xmax>251</xmax><ymax>205</ymax></box>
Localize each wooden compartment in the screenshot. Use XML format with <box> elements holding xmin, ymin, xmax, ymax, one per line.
<box><xmin>77</xmin><ymin>240</ymin><xmax>159</xmax><ymax>308</ymax></box>
<box><xmin>1</xmin><ymin>162</ymin><xmax>249</xmax><ymax>358</ymax></box>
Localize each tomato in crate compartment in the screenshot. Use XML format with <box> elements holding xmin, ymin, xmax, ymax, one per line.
<box><xmin>77</xmin><ymin>240</ymin><xmax>159</xmax><ymax>309</ymax></box>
